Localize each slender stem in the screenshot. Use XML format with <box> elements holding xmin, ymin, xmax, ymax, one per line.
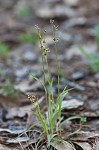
<box><xmin>45</xmin><ymin>55</ymin><xmax>50</xmax><ymax>79</ymax></box>
<box><xmin>36</xmin><ymin>28</ymin><xmax>49</xmax><ymax>115</ymax></box>
<box><xmin>51</xmin><ymin>23</ymin><xmax>60</xmax><ymax>95</ymax></box>
<box><xmin>54</xmin><ymin>39</ymin><xmax>60</xmax><ymax>95</ymax></box>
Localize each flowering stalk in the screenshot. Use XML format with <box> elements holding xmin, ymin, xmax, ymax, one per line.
<box><xmin>50</xmin><ymin>20</ymin><xmax>60</xmax><ymax>95</ymax></box>
<box><xmin>35</xmin><ymin>25</ymin><xmax>46</xmax><ymax>87</ymax></box>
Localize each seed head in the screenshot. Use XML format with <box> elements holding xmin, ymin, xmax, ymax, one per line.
<box><xmin>45</xmin><ymin>48</ymin><xmax>50</xmax><ymax>53</ymax></box>
<box><xmin>43</xmin><ymin>48</ymin><xmax>50</xmax><ymax>56</ymax></box>
<box><xmin>28</xmin><ymin>95</ymin><xmax>37</xmax><ymax>103</ymax></box>
<box><xmin>34</xmin><ymin>24</ymin><xmax>39</xmax><ymax>30</ymax></box>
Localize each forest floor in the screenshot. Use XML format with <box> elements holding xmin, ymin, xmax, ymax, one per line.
<box><xmin>0</xmin><ymin>0</ymin><xmax>99</xmax><ymax>149</ymax></box>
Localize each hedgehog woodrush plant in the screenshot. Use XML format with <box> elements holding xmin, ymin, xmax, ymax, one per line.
<box><xmin>27</xmin><ymin>20</ymin><xmax>85</xmax><ymax>149</ymax></box>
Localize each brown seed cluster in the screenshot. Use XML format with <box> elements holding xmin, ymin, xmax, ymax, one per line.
<box><xmin>28</xmin><ymin>95</ymin><xmax>37</xmax><ymax>103</ymax></box>
<box><xmin>34</xmin><ymin>24</ymin><xmax>39</xmax><ymax>30</ymax></box>
<box><xmin>35</xmin><ymin>19</ymin><xmax>59</xmax><ymax>57</ymax></box>
<box><xmin>43</xmin><ymin>48</ymin><xmax>50</xmax><ymax>56</ymax></box>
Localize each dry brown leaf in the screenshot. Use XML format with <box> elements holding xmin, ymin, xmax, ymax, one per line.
<box><xmin>0</xmin><ymin>128</ymin><xmax>24</xmax><ymax>134</ymax></box>
<box><xmin>0</xmin><ymin>144</ymin><xmax>19</xmax><ymax>150</ymax></box>
<box><xmin>51</xmin><ymin>141</ymin><xmax>76</xmax><ymax>150</ymax></box>
<box><xmin>74</xmin><ymin>142</ymin><xmax>92</xmax><ymax>150</ymax></box>
<box><xmin>93</xmin><ymin>138</ymin><xmax>99</xmax><ymax>150</ymax></box>
<box><xmin>61</xmin><ymin>99</ymin><xmax>84</xmax><ymax>110</ymax></box>
<box><xmin>88</xmin><ymin>137</ymin><xmax>99</xmax><ymax>150</ymax></box>
<box><xmin>7</xmin><ymin>136</ymin><xmax>29</xmax><ymax>144</ymax></box>
<box><xmin>0</xmin><ymin>128</ymin><xmax>29</xmax><ymax>145</ymax></box>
